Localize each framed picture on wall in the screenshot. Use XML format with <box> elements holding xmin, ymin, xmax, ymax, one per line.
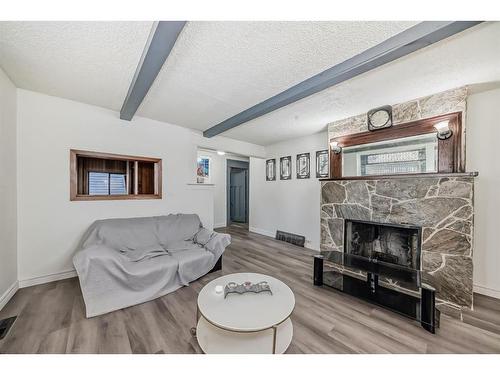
<box><xmin>280</xmin><ymin>156</ymin><xmax>292</xmax><ymax>180</ymax></box>
<box><xmin>296</xmin><ymin>153</ymin><xmax>310</xmax><ymax>179</ymax></box>
<box><xmin>197</xmin><ymin>156</ymin><xmax>210</xmax><ymax>183</ymax></box>
<box><xmin>266</xmin><ymin>159</ymin><xmax>276</xmax><ymax>181</ymax></box>
<box><xmin>316</xmin><ymin>150</ymin><xmax>329</xmax><ymax>178</ymax></box>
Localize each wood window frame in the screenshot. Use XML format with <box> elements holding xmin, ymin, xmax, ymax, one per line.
<box><xmin>70</xmin><ymin>149</ymin><xmax>162</xmax><ymax>201</ymax></box>
<box><xmin>329</xmin><ymin>112</ymin><xmax>464</xmax><ymax>178</ymax></box>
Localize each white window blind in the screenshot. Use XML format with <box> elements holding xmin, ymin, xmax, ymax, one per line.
<box><xmin>89</xmin><ymin>172</ymin><xmax>126</xmax><ymax>195</ymax></box>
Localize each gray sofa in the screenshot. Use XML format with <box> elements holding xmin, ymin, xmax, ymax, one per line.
<box><xmin>73</xmin><ymin>214</ymin><xmax>230</xmax><ymax>318</ymax></box>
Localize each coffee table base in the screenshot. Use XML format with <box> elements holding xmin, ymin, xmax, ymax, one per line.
<box><xmin>196</xmin><ymin>316</ymin><xmax>293</xmax><ymax>354</ymax></box>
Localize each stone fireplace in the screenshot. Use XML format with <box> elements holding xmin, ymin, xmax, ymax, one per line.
<box><xmin>320</xmin><ymin>175</ymin><xmax>475</xmax><ymax>314</ymax></box>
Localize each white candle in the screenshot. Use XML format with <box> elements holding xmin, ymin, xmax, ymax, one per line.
<box><xmin>215</xmin><ymin>285</ymin><xmax>223</xmax><ymax>294</ymax></box>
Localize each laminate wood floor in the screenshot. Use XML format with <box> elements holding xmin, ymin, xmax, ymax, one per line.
<box><xmin>1</xmin><ymin>225</ymin><xmax>500</xmax><ymax>354</ymax></box>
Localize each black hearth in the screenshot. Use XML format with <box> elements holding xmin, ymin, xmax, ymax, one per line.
<box><xmin>314</xmin><ymin>220</ymin><xmax>439</xmax><ymax>333</ymax></box>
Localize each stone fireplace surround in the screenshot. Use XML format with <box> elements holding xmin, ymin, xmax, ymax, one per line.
<box><xmin>320</xmin><ymin>86</ymin><xmax>476</xmax><ymax>318</ymax></box>
<box><xmin>320</xmin><ymin>173</ymin><xmax>476</xmax><ymax>315</ymax></box>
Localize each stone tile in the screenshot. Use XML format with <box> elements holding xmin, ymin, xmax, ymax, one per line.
<box><xmin>426</xmin><ymin>185</ymin><xmax>438</xmax><ymax>197</ymax></box>
<box><xmin>327</xmin><ymin>113</ymin><xmax>366</xmax><ymax>138</ymax></box>
<box><xmin>320</xmin><ymin>218</ymin><xmax>334</xmax><ymax>247</ymax></box>
<box><xmin>345</xmin><ymin>181</ymin><xmax>370</xmax><ymax>208</ymax></box>
<box><xmin>418</xmin><ymin>86</ymin><xmax>467</xmax><ymax>119</ymax></box>
<box><xmin>426</xmin><ymin>256</ymin><xmax>473</xmax><ymax>307</ymax></box>
<box><xmin>321</xmin><ymin>204</ymin><xmax>334</xmax><ymax>219</ymax></box>
<box><xmin>422</xmin><ymin>228</ymin><xmax>434</xmax><ymax>242</ymax></box>
<box><xmin>422</xmin><ymin>251</ymin><xmax>443</xmax><ymax>272</ymax></box>
<box><xmin>370</xmin><ymin>194</ymin><xmax>392</xmax><ymax>223</ymax></box>
<box><xmin>438</xmin><ymin>180</ymin><xmax>472</xmax><ymax>199</ymax></box>
<box><xmin>423</xmin><ymin>229</ymin><xmax>471</xmax><ymax>255</ymax></box>
<box><xmin>454</xmin><ymin>205</ymin><xmax>473</xmax><ymax>219</ymax></box>
<box><xmin>376</xmin><ymin>178</ymin><xmax>439</xmax><ymax>200</ymax></box>
<box><xmin>328</xmin><ymin>218</ymin><xmax>344</xmax><ymax>247</ymax></box>
<box><xmin>392</xmin><ymin>100</ymin><xmax>420</xmax><ymax>124</ymax></box>
<box><xmin>389</xmin><ymin>197</ymin><xmax>468</xmax><ymax>227</ymax></box>
<box><xmin>447</xmin><ymin>220</ymin><xmax>472</xmax><ymax>236</ymax></box>
<box><xmin>437</xmin><ymin>216</ymin><xmax>455</xmax><ymax>229</ymax></box>
<box><xmin>334</xmin><ymin>204</ymin><xmax>371</xmax><ymax>221</ymax></box>
<box><xmin>321</xmin><ymin>182</ymin><xmax>346</xmax><ymax>204</ymax></box>
<box><xmin>371</xmin><ymin>194</ymin><xmax>391</xmax><ymax>212</ymax></box>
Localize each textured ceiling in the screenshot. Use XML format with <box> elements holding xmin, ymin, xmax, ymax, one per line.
<box><xmin>1</xmin><ymin>21</ymin><xmax>498</xmax><ymax>146</ymax></box>
<box><xmin>137</xmin><ymin>21</ymin><xmax>417</xmax><ymax>132</ymax></box>
<box><xmin>222</xmin><ymin>22</ymin><xmax>500</xmax><ymax>145</ymax></box>
<box><xmin>0</xmin><ymin>21</ymin><xmax>152</xmax><ymax>110</ymax></box>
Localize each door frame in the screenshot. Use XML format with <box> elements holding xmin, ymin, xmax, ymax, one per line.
<box><xmin>226</xmin><ymin>159</ymin><xmax>249</xmax><ymax>226</ymax></box>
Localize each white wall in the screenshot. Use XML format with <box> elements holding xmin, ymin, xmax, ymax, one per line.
<box><xmin>197</xmin><ymin>149</ymin><xmax>249</xmax><ymax>228</ymax></box>
<box><xmin>467</xmin><ymin>86</ymin><xmax>500</xmax><ymax>299</ymax></box>
<box><xmin>0</xmin><ymin>67</ymin><xmax>18</xmax><ymax>309</ymax></box>
<box><xmin>250</xmin><ymin>132</ymin><xmax>327</xmax><ymax>250</ymax></box>
<box><xmin>15</xmin><ymin>90</ymin><xmax>259</xmax><ymax>284</ymax></box>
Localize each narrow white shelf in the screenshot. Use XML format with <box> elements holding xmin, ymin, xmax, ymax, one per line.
<box><xmin>186</xmin><ymin>183</ymin><xmax>216</xmax><ymax>189</ymax></box>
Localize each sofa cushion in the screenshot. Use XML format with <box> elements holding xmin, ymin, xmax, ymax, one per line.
<box><xmin>82</xmin><ymin>216</ymin><xmax>160</xmax><ymax>251</ymax></box>
<box><xmin>157</xmin><ymin>214</ymin><xmax>202</xmax><ymax>246</ymax></box>
<box><xmin>191</xmin><ymin>227</ymin><xmax>215</xmax><ymax>246</ymax></box>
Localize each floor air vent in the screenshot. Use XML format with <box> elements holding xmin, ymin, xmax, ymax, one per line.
<box><xmin>276</xmin><ymin>230</ymin><xmax>305</xmax><ymax>247</ymax></box>
<box><xmin>0</xmin><ymin>316</ymin><xmax>17</xmax><ymax>340</ymax></box>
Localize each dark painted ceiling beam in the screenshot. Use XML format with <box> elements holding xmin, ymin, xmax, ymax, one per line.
<box><xmin>120</xmin><ymin>21</ymin><xmax>186</xmax><ymax>121</ymax></box>
<box><xmin>203</xmin><ymin>21</ymin><xmax>482</xmax><ymax>138</ymax></box>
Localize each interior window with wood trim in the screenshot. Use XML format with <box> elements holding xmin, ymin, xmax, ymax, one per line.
<box><xmin>70</xmin><ymin>150</ymin><xmax>162</xmax><ymax>201</ymax></box>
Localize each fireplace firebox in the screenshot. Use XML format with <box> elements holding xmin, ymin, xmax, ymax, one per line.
<box><xmin>344</xmin><ymin>220</ymin><xmax>421</xmax><ymax>271</ymax></box>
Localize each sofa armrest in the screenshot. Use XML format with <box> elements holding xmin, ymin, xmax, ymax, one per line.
<box><xmin>204</xmin><ymin>232</ymin><xmax>231</xmax><ymax>259</ymax></box>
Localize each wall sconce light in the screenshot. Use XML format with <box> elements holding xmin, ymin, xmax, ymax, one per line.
<box><xmin>330</xmin><ymin>141</ymin><xmax>342</xmax><ymax>154</ymax></box>
<box><xmin>434</xmin><ymin>120</ymin><xmax>453</xmax><ymax>140</ymax></box>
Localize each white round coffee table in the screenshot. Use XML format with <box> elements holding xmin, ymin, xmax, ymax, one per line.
<box><xmin>195</xmin><ymin>273</ymin><xmax>295</xmax><ymax>354</ymax></box>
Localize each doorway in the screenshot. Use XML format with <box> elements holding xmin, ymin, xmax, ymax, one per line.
<box><xmin>226</xmin><ymin>159</ymin><xmax>249</xmax><ymax>226</ymax></box>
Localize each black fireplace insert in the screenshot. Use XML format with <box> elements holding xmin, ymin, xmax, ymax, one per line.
<box><xmin>344</xmin><ymin>219</ymin><xmax>422</xmax><ymax>271</ymax></box>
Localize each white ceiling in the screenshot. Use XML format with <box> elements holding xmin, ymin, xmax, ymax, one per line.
<box><xmin>1</xmin><ymin>21</ymin><xmax>499</xmax><ymax>146</ymax></box>
<box><xmin>0</xmin><ymin>21</ymin><xmax>153</xmax><ymax>110</ymax></box>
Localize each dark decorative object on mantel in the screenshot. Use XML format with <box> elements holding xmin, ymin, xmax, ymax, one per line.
<box><xmin>296</xmin><ymin>153</ymin><xmax>310</xmax><ymax>179</ymax></box>
<box><xmin>316</xmin><ymin>150</ymin><xmax>329</xmax><ymax>178</ymax></box>
<box><xmin>266</xmin><ymin>159</ymin><xmax>276</xmax><ymax>181</ymax></box>
<box><xmin>280</xmin><ymin>156</ymin><xmax>292</xmax><ymax>180</ymax></box>
<box><xmin>367</xmin><ymin>105</ymin><xmax>393</xmax><ymax>131</ymax></box>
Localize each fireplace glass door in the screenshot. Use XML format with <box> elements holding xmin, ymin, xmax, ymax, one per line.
<box><xmin>344</xmin><ymin>220</ymin><xmax>421</xmax><ymax>270</ymax></box>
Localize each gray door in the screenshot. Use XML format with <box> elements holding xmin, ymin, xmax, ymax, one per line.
<box><xmin>229</xmin><ymin>168</ymin><xmax>247</xmax><ymax>223</ymax></box>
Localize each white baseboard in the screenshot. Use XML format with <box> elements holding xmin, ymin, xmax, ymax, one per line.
<box><xmin>0</xmin><ymin>280</ymin><xmax>19</xmax><ymax>311</ymax></box>
<box><xmin>249</xmin><ymin>226</ymin><xmax>275</xmax><ymax>238</ymax></box>
<box><xmin>214</xmin><ymin>222</ymin><xmax>227</xmax><ymax>229</ymax></box>
<box><xmin>474</xmin><ymin>284</ymin><xmax>500</xmax><ymax>299</ymax></box>
<box><xmin>19</xmin><ymin>269</ymin><xmax>77</xmax><ymax>288</ymax></box>
<box><xmin>249</xmin><ymin>226</ymin><xmax>319</xmax><ymax>251</ymax></box>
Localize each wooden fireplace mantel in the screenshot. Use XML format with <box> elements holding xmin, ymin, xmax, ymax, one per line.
<box><xmin>319</xmin><ymin>171</ymin><xmax>478</xmax><ymax>182</ymax></box>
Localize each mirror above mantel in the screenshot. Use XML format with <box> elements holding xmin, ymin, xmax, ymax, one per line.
<box><xmin>328</xmin><ymin>112</ymin><xmax>464</xmax><ymax>179</ymax></box>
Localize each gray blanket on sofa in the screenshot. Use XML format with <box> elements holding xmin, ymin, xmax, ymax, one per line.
<box><xmin>73</xmin><ymin>214</ymin><xmax>230</xmax><ymax>318</ymax></box>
